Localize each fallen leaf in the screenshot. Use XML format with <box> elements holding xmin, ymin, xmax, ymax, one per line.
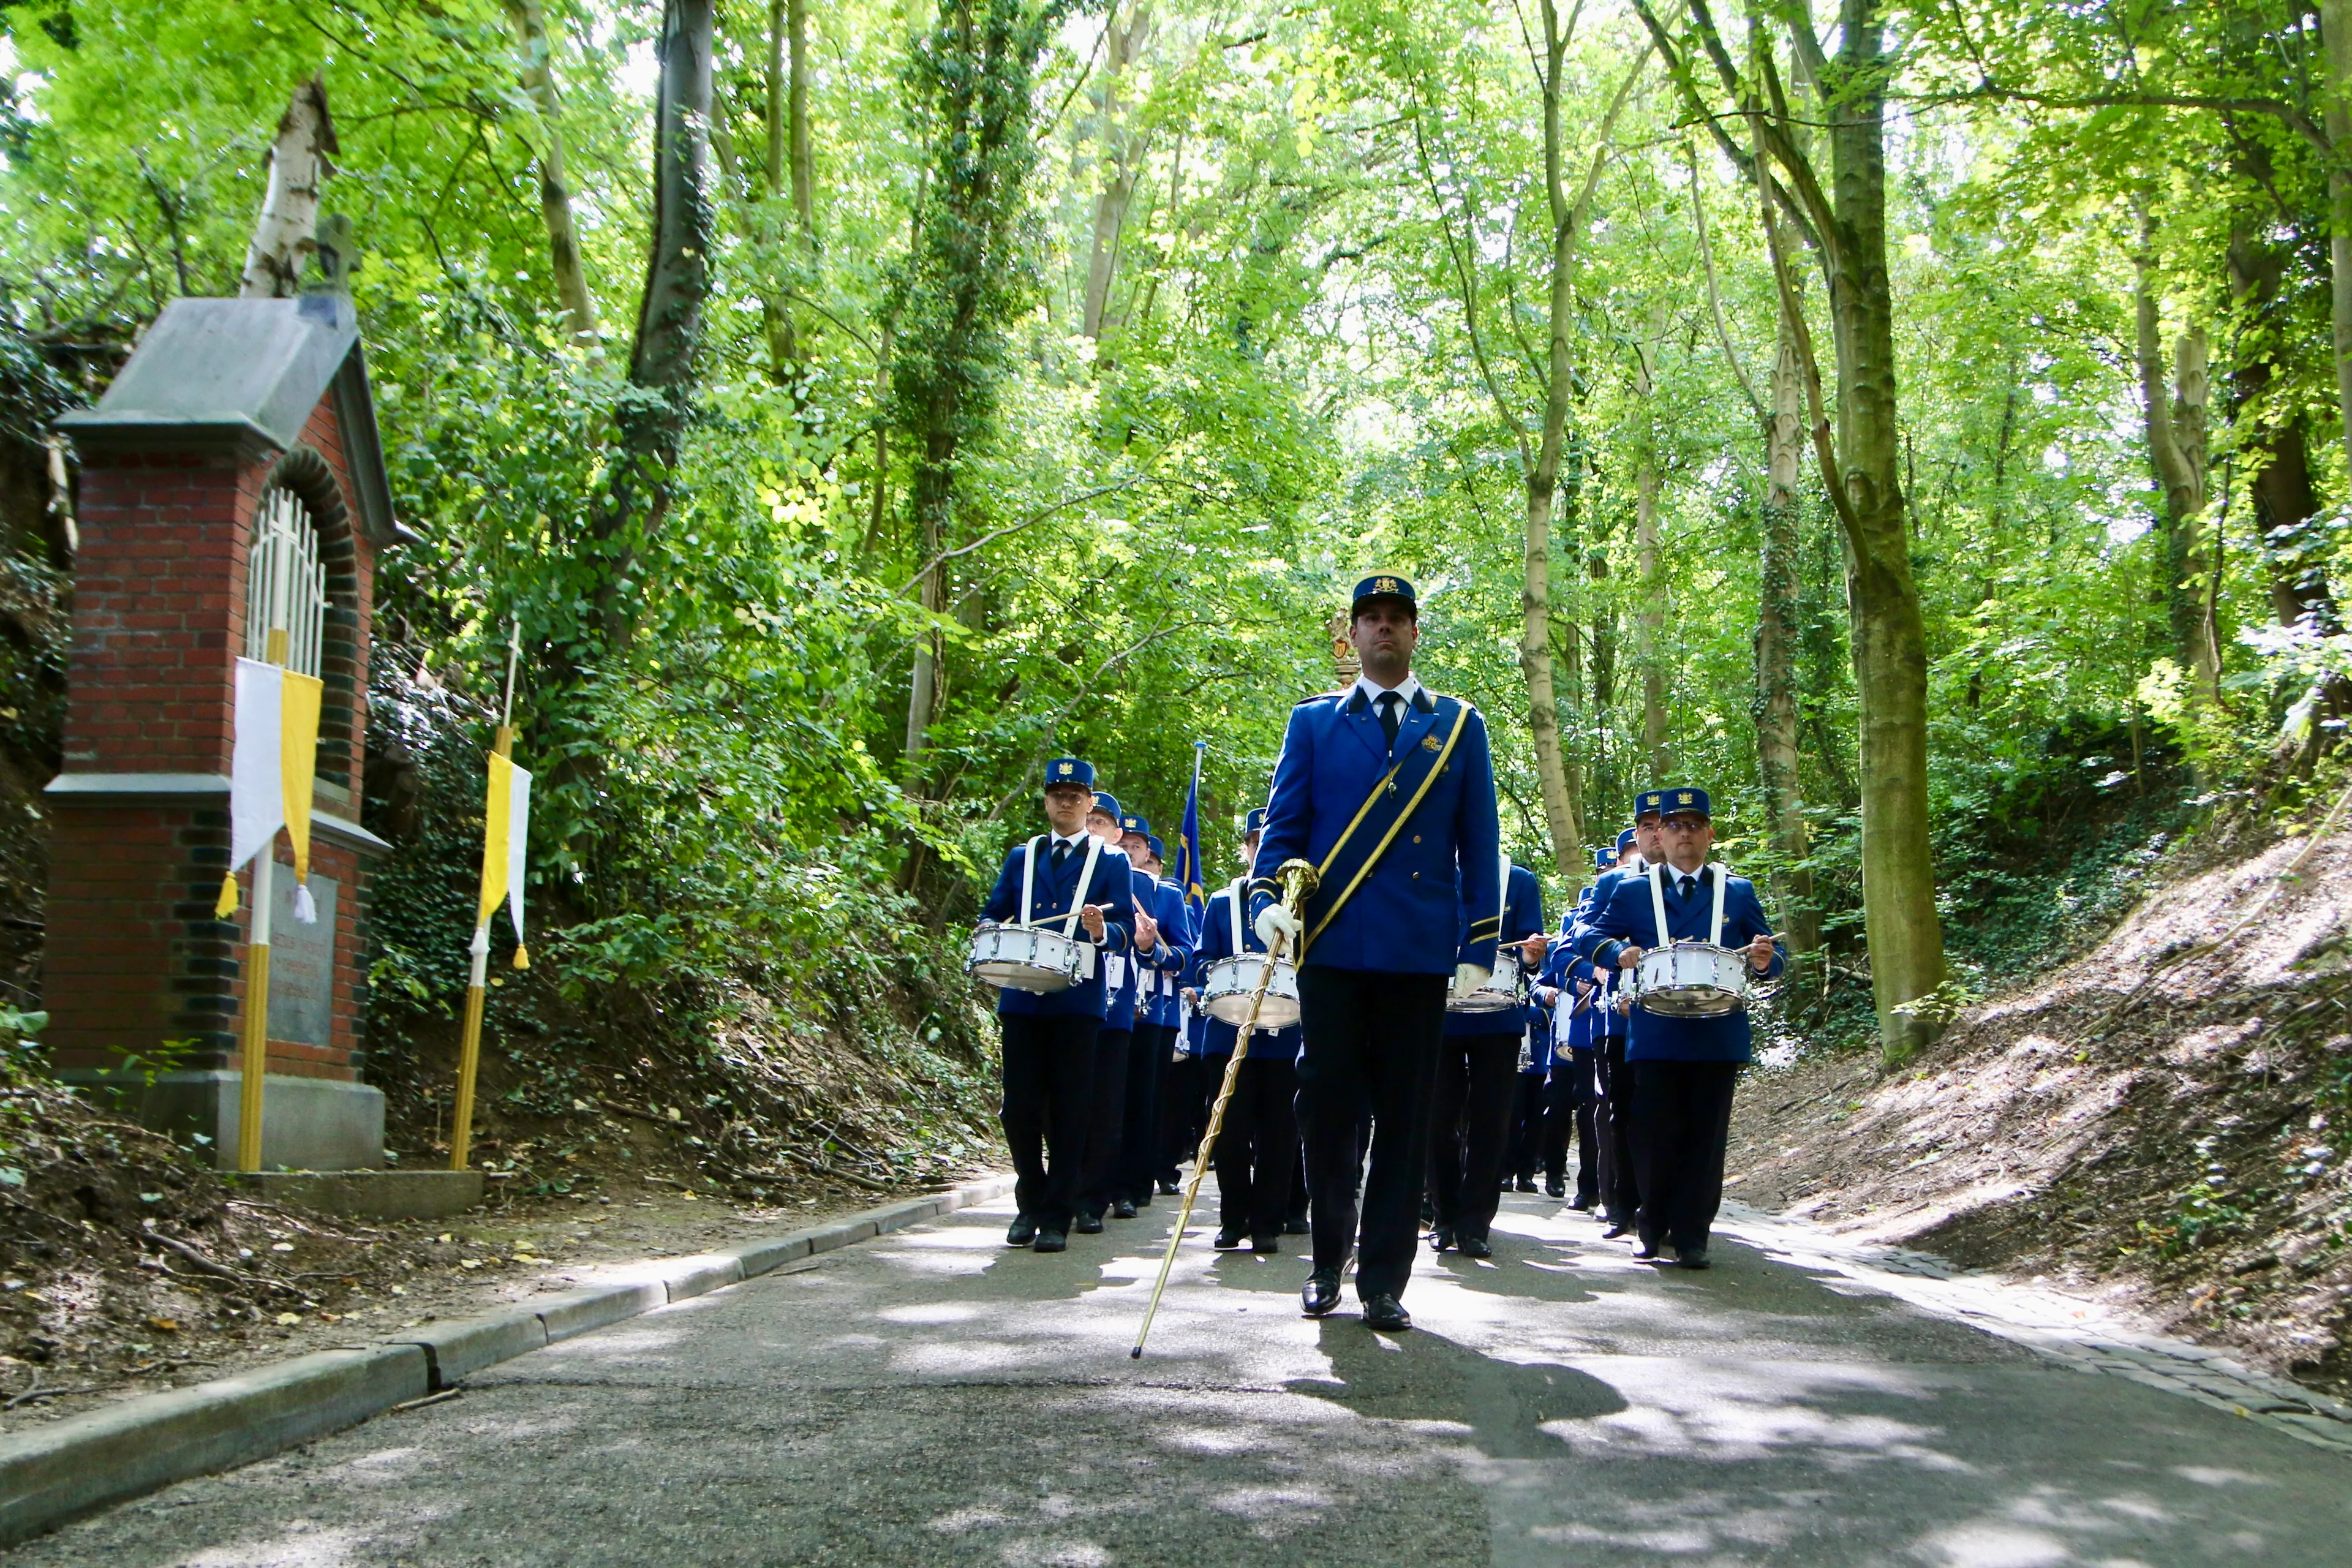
<box><xmin>459</xmin><ymin>1259</ymin><xmax>483</xmax><ymax>1270</ymax></box>
<box><xmin>275</xmin><ymin>1312</ymin><xmax>300</xmax><ymax>1325</ymax></box>
<box><xmin>270</xmin><ymin>1243</ymin><xmax>294</xmax><ymax>1253</ymax></box>
<box><xmin>147</xmin><ymin>1317</ymin><xmax>179</xmax><ymax>1333</ymax></box>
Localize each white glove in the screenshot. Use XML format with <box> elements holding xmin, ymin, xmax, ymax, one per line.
<box><xmin>1255</xmin><ymin>903</ymin><xmax>1303</xmax><ymax>949</ymax></box>
<box><xmin>1452</xmin><ymin>963</ymin><xmax>1492</xmax><ymax>998</ymax></box>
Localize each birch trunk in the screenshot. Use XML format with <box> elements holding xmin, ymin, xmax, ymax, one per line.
<box><xmin>238</xmin><ymin>76</ymin><xmax>336</xmax><ymax>299</ymax></box>
<box><xmin>505</xmin><ymin>0</ymin><xmax>598</xmax><ymax>347</ymax></box>
<box><xmin>1632</xmin><ymin>339</ymin><xmax>1669</xmax><ymax>785</ymax></box>
<box><xmin>1755</xmin><ymin>331</ymin><xmax>1818</xmax><ymax>953</ymax></box>
<box><xmin>1081</xmin><ymin>4</ymin><xmax>1150</xmax><ymax>340</ymax></box>
<box><xmin>2132</xmin><ymin>232</ymin><xmax>2215</xmax><ymax>702</ymax></box>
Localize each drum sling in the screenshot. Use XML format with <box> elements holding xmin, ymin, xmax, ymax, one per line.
<box><xmin>1300</xmin><ymin>698</ymin><xmax>1471</xmax><ymax>956</ymax></box>
<box><xmin>1643</xmin><ymin>861</ymin><xmax>1730</xmax><ymax>948</ymax></box>
<box><xmin>1018</xmin><ymin>833</ymin><xmax>1104</xmax><ymax>979</ymax></box>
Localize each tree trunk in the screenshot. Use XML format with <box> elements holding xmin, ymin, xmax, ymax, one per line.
<box><xmin>238</xmin><ymin>75</ymin><xmax>336</xmax><ymax>299</ymax></box>
<box><xmin>2132</xmin><ymin>225</ymin><xmax>2215</xmax><ymax>700</ymax></box>
<box><xmin>1081</xmin><ymin>4</ymin><xmax>1150</xmax><ymax>341</ymax></box>
<box><xmin>596</xmin><ymin>0</ymin><xmax>714</xmax><ymax>648</ymax></box>
<box><xmin>2320</xmin><ymin>0</ymin><xmax>2352</xmax><ymax>472</ymax></box>
<box><xmin>1755</xmin><ymin>330</ymin><xmax>1818</xmax><ymax>954</ymax></box>
<box><xmin>761</xmin><ymin>0</ymin><xmax>818</xmax><ymax>384</ymax></box>
<box><xmin>1588</xmin><ymin>549</ymin><xmax>1618</xmax><ymax>817</ymax></box>
<box><xmin>1631</xmin><ymin>338</ymin><xmax>1669</xmax><ymax>785</ymax></box>
<box><xmin>1817</xmin><ymin>1</ymin><xmax>1946</xmax><ymax>1058</ymax></box>
<box><xmin>505</xmin><ymin>0</ymin><xmax>598</xmax><ymax>348</ymax></box>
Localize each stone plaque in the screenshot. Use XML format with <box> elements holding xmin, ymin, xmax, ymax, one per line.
<box><xmin>267</xmin><ymin>871</ymin><xmax>338</xmax><ymax>1048</ymax></box>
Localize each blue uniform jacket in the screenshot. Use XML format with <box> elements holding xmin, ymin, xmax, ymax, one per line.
<box><xmin>1187</xmin><ymin>884</ymin><xmax>1302</xmax><ymax>1063</ymax></box>
<box><xmin>1571</xmin><ymin>865</ymin><xmax>1785</xmax><ymax>1062</ymax></box>
<box><xmin>1140</xmin><ymin>878</ymin><xmax>1195</xmax><ymax>1029</ymax></box>
<box><xmin>1535</xmin><ymin>941</ymin><xmax>1600</xmax><ymax>1052</ymax></box>
<box><xmin>1249</xmin><ymin>687</ymin><xmax>1502</xmax><ymax>975</ymax></box>
<box><xmin>978</xmin><ymin>837</ymin><xmax>1137</xmax><ymax>1019</ymax></box>
<box><xmin>1446</xmin><ymin>861</ymin><xmax>1545</xmax><ymax>1039</ymax></box>
<box><xmin>1566</xmin><ymin>869</ymin><xmax>1640</xmax><ymax>1038</ymax></box>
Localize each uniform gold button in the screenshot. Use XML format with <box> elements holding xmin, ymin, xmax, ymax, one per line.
<box><xmin>1412</xmin><ymin>872</ymin><xmax>1419</xmax><ymax>880</ymax></box>
<box><xmin>1412</xmin><ymin>835</ymin><xmax>1420</xmax><ymax>843</ymax></box>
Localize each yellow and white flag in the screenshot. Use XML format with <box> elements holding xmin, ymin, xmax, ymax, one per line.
<box><xmin>216</xmin><ymin>657</ymin><xmax>323</xmax><ymax>922</ymax></box>
<box><xmin>477</xmin><ymin>752</ymin><xmax>532</xmax><ymax>968</ymax></box>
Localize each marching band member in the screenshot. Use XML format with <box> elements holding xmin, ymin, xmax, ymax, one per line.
<box><xmin>1505</xmin><ymin>946</ymin><xmax>1554</xmax><ymax>1194</ymax></box>
<box><xmin>1115</xmin><ymin>827</ymin><xmax>1194</xmax><ymax>1218</ymax></box>
<box><xmin>1572</xmin><ymin>786</ymin><xmax>1784</xmax><ymax>1268</ymax></box>
<box><xmin>1187</xmin><ymin>859</ymin><xmax>1302</xmax><ymax>1251</ymax></box>
<box><xmin>1251</xmin><ymin>574</ymin><xmax>1501</xmax><ymax>1331</ymax></box>
<box><xmin>1572</xmin><ymin>807</ymin><xmax>1664</xmax><ymax>1238</ymax></box>
<box><xmin>1073</xmin><ymin>793</ymin><xmax>1153</xmax><ymax>1234</ymax></box>
<box><xmin>978</xmin><ymin>759</ymin><xmax>1137</xmax><ymax>1253</ymax></box>
<box><xmin>1427</xmin><ymin>858</ymin><xmax>1544</xmax><ymax>1259</ymax></box>
<box><xmin>1535</xmin><ymin>847</ymin><xmax>1612</xmax><ymax>1207</ymax></box>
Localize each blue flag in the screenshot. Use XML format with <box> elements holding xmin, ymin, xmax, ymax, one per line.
<box><xmin>1178</xmin><ymin>741</ymin><xmax>1207</xmax><ymax>914</ymax></box>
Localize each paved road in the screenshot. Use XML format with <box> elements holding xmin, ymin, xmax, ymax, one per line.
<box><xmin>18</xmin><ymin>1189</ymin><xmax>2352</xmax><ymax>1566</ymax></box>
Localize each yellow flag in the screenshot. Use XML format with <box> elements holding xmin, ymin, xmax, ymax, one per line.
<box><xmin>479</xmin><ymin>752</ymin><xmax>513</xmax><ymax>932</ymax></box>
<box><xmin>279</xmin><ymin>670</ymin><xmax>323</xmax><ymax>921</ymax></box>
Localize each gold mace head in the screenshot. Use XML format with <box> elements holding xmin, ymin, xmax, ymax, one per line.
<box><xmin>1278</xmin><ymin>858</ymin><xmax>1319</xmax><ymax>907</ymax></box>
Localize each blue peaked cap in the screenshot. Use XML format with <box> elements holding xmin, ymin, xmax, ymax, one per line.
<box><xmin>1661</xmin><ymin>786</ymin><xmax>1713</xmax><ymax>819</ymax></box>
<box><xmin>1045</xmin><ymin>757</ymin><xmax>1095</xmax><ymax>789</ymax></box>
<box><xmin>1615</xmin><ymin>827</ymin><xmax>1638</xmax><ymax>852</ymax></box>
<box><xmin>1245</xmin><ymin>807</ymin><xmax>1268</xmax><ymax>835</ymax></box>
<box><xmin>1593</xmin><ymin>846</ymin><xmax>1615</xmax><ymax>870</ymax></box>
<box><xmin>1350</xmin><ymin>573</ymin><xmax>1417</xmax><ymax>614</ymax></box>
<box><xmin>1120</xmin><ymin>811</ymin><xmax>1151</xmax><ymax>837</ymax></box>
<box><xmin>1146</xmin><ymin>834</ymin><xmax>1166</xmax><ymax>861</ymax></box>
<box><xmin>1635</xmin><ymin>789</ymin><xmax>1666</xmax><ymax>820</ymax></box>
<box><xmin>1091</xmin><ymin>791</ymin><xmax>1122</xmax><ymax>820</ymax></box>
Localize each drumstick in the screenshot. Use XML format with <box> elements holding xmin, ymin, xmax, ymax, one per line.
<box><xmin>1131</xmin><ymin>858</ymin><xmax>1317</xmax><ymax>1360</ymax></box>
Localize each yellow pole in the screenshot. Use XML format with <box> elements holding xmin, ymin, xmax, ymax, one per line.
<box><xmin>1131</xmin><ymin>859</ymin><xmax>1316</xmax><ymax>1360</ymax></box>
<box><xmin>450</xmin><ymin>723</ymin><xmax>514</xmax><ymax>1172</ymax></box>
<box><xmin>235</xmin><ymin>624</ymin><xmax>292</xmax><ymax>1174</ymax></box>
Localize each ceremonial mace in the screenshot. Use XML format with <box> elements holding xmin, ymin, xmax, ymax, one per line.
<box><xmin>1131</xmin><ymin>857</ymin><xmax>1318</xmax><ymax>1360</ymax></box>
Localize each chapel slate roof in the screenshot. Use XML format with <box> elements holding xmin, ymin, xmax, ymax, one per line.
<box><xmin>56</xmin><ymin>292</ymin><xmax>399</xmax><ymax>547</ymax></box>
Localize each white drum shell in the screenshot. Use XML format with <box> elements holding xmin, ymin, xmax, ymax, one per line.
<box><xmin>1201</xmin><ymin>954</ymin><xmax>1301</xmax><ymax>1030</ymax></box>
<box><xmin>967</xmin><ymin>922</ymin><xmax>1088</xmax><ymax>994</ymax></box>
<box><xmin>1632</xmin><ymin>941</ymin><xmax>1750</xmax><ymax>1017</ymax></box>
<box><xmin>1447</xmin><ymin>945</ymin><xmax>1524</xmax><ymax>1014</ymax></box>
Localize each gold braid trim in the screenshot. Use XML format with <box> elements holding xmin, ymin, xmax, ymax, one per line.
<box><xmin>1302</xmin><ymin>701</ymin><xmax>1470</xmax><ymax>957</ymax></box>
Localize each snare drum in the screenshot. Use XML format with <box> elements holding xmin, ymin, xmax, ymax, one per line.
<box><xmin>966</xmin><ymin>922</ymin><xmax>1091</xmax><ymax>993</ymax></box>
<box><xmin>1631</xmin><ymin>941</ymin><xmax>1751</xmax><ymax>1017</ymax></box>
<box><xmin>1445</xmin><ymin>945</ymin><xmax>1524</xmax><ymax>1014</ymax></box>
<box><xmin>1200</xmin><ymin>953</ymin><xmax>1301</xmax><ymax>1030</ymax></box>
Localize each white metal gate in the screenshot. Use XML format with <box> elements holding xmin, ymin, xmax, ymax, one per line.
<box><xmin>246</xmin><ymin>486</ymin><xmax>325</xmax><ymax>677</ymax></box>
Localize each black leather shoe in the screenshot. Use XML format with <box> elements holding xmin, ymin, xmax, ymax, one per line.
<box><xmin>1302</xmin><ymin>1270</ymin><xmax>1343</xmax><ymax>1316</ymax></box>
<box><xmin>1252</xmin><ymin>1232</ymin><xmax>1280</xmax><ymax>1254</ymax></box>
<box><xmin>1515</xmin><ymin>1177</ymin><xmax>1540</xmax><ymax>1193</ymax></box>
<box><xmin>1634</xmin><ymin>1238</ymin><xmax>1664</xmax><ymax>1261</ymax></box>
<box><xmin>1285</xmin><ymin>1215</ymin><xmax>1310</xmax><ymax>1235</ymax></box>
<box><xmin>1033</xmin><ymin>1228</ymin><xmax>1068</xmax><ymax>1253</ymax></box>
<box><xmin>1678</xmin><ymin>1247</ymin><xmax>1711</xmax><ymax>1270</ymax></box>
<box><xmin>1545</xmin><ymin>1179</ymin><xmax>1567</xmax><ymax>1199</ymax></box>
<box><xmin>1568</xmin><ymin>1196</ymin><xmax>1596</xmax><ymax>1212</ymax></box>
<box><xmin>1459</xmin><ymin>1234</ymin><xmax>1493</xmax><ymax>1261</ymax></box>
<box><xmin>1112</xmin><ymin>1198</ymin><xmax>1137</xmax><ymax>1220</ymax></box>
<box><xmin>1429</xmin><ymin>1225</ymin><xmax>1455</xmax><ymax>1254</ymax></box>
<box><xmin>1362</xmin><ymin>1293</ymin><xmax>1412</xmax><ymax>1331</ymax></box>
<box><xmin>1007</xmin><ymin>1215</ymin><xmax>1038</xmax><ymax>1247</ymax></box>
<box><xmin>1158</xmin><ymin>1178</ymin><xmax>1181</xmax><ymax>1195</ymax></box>
<box><xmin>1074</xmin><ymin>1212</ymin><xmax>1105</xmax><ymax>1235</ymax></box>
<box><xmin>1134</xmin><ymin>1192</ymin><xmax>1154</xmax><ymax>1210</ymax></box>
<box><xmin>1602</xmin><ymin>1222</ymin><xmax>1630</xmax><ymax>1240</ymax></box>
<box><xmin>1213</xmin><ymin>1225</ymin><xmax>1246</xmax><ymax>1250</ymax></box>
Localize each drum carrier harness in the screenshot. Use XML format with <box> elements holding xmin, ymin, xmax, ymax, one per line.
<box><xmin>1016</xmin><ymin>832</ymin><xmax>1105</xmax><ymax>980</ymax></box>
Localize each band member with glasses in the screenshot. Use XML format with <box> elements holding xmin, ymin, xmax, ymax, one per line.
<box><xmin>1571</xmin><ymin>787</ymin><xmax>1784</xmax><ymax>1269</ymax></box>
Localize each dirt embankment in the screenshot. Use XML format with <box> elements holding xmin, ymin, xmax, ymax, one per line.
<box><xmin>1728</xmin><ymin>820</ymin><xmax>2352</xmax><ymax>1398</ymax></box>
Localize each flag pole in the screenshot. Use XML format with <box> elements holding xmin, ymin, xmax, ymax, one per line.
<box><xmin>235</xmin><ymin>622</ymin><xmax>292</xmax><ymax>1172</ymax></box>
<box><xmin>451</xmin><ymin>623</ymin><xmax>522</xmax><ymax>1172</ymax></box>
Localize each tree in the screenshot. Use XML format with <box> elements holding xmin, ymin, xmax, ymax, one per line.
<box><xmin>238</xmin><ymin>74</ymin><xmax>334</xmax><ymax>299</ymax></box>
<box><xmin>503</xmin><ymin>0</ymin><xmax>599</xmax><ymax>349</ymax></box>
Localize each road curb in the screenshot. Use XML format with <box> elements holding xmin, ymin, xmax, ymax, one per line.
<box><xmin>0</xmin><ymin>1174</ymin><xmax>1015</xmax><ymax>1547</ymax></box>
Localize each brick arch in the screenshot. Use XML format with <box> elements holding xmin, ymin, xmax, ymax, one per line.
<box><xmin>257</xmin><ymin>444</ymin><xmax>360</xmax><ymax>791</ymax></box>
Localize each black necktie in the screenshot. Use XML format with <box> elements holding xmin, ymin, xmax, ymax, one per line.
<box><xmin>1678</xmin><ymin>873</ymin><xmax>1697</xmax><ymax>900</ymax></box>
<box><xmin>1377</xmin><ymin>691</ymin><xmax>1401</xmax><ymax>748</ymax></box>
<box><xmin>1051</xmin><ymin>841</ymin><xmax>1071</xmax><ymax>870</ymax></box>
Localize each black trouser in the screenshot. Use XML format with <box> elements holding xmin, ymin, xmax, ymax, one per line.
<box><xmin>1287</xmin><ymin>1139</ymin><xmax>1310</xmax><ymax>1226</ymax></box>
<box><xmin>1295</xmin><ymin>965</ymin><xmax>1448</xmax><ymax>1302</ymax></box>
<box><xmin>1551</xmin><ymin>1051</ymin><xmax>1599</xmax><ymax>1205</ymax></box>
<box><xmin>1427</xmin><ymin>1031</ymin><xmax>1519</xmax><ymax>1240</ymax></box>
<box><xmin>1076</xmin><ymin>1027</ymin><xmax>1133</xmax><ymax>1219</ymax></box>
<box><xmin>1210</xmin><ymin>1050</ymin><xmax>1298</xmax><ymax>1237</ymax></box>
<box><xmin>1507</xmin><ymin>1068</ymin><xmax>1547</xmax><ymax>1182</ymax></box>
<box><xmin>1159</xmin><ymin>1051</ymin><xmax>1202</xmax><ymax>1182</ymax></box>
<box><xmin>1596</xmin><ymin>1037</ymin><xmax>1640</xmax><ymax>1226</ymax></box>
<box><xmin>1629</xmin><ymin>1058</ymin><xmax>1742</xmax><ymax>1253</ymax></box>
<box><xmin>999</xmin><ymin>1011</ymin><xmax>1099</xmax><ymax>1231</ymax></box>
<box><xmin>1114</xmin><ymin>1022</ymin><xmax>1170</xmax><ymax>1205</ymax></box>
